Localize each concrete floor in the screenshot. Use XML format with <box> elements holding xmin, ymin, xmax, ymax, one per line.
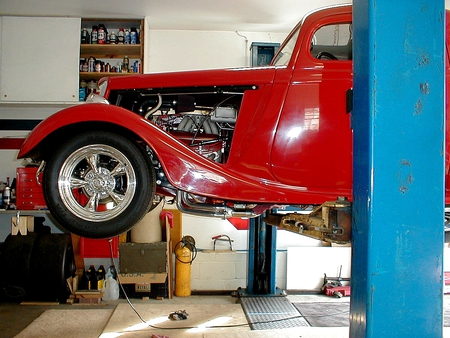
<box><xmin>1</xmin><ymin>294</ymin><xmax>449</xmax><ymax>338</ymax></box>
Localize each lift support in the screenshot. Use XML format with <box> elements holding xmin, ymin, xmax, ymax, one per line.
<box><xmin>351</xmin><ymin>1</ymin><xmax>444</xmax><ymax>337</ymax></box>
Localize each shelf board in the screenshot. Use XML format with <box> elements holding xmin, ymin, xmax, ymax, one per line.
<box><xmin>80</xmin><ymin>44</ymin><xmax>142</xmax><ymax>59</ymax></box>
<box><xmin>80</xmin><ymin>71</ymin><xmax>141</xmax><ymax>81</ymax></box>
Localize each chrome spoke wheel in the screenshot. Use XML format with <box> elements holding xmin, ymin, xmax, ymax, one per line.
<box><xmin>58</xmin><ymin>144</ymin><xmax>137</xmax><ymax>222</ymax></box>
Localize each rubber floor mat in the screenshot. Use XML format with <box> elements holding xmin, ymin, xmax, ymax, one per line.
<box><xmin>293</xmin><ymin>302</ymin><xmax>350</xmax><ymax>327</ymax></box>
<box><xmin>240</xmin><ymin>296</ymin><xmax>310</xmax><ymax>330</ymax></box>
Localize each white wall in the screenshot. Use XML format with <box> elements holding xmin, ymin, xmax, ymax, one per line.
<box><xmin>147</xmin><ymin>29</ymin><xmax>286</xmax><ymax>72</ymax></box>
<box><xmin>179</xmin><ymin>210</ymin><xmax>333</xmax><ymax>291</ymax></box>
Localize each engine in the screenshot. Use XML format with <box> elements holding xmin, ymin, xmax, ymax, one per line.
<box><xmin>108</xmin><ymin>87</ymin><xmax>245</xmax><ymax>164</ymax></box>
<box><xmin>149</xmin><ymin>106</ymin><xmax>236</xmax><ymax>163</ymax></box>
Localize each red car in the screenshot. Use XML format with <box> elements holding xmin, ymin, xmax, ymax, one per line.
<box><xmin>18</xmin><ymin>5</ymin><xmax>450</xmax><ymax>241</ymax></box>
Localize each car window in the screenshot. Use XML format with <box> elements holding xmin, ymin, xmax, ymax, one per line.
<box><xmin>272</xmin><ymin>27</ymin><xmax>300</xmax><ymax>66</ymax></box>
<box><xmin>310</xmin><ymin>23</ymin><xmax>353</xmax><ymax>61</ymax></box>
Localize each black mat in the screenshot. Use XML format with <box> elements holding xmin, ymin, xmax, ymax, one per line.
<box><xmin>240</xmin><ymin>296</ymin><xmax>310</xmax><ymax>330</ymax></box>
<box><xmin>293</xmin><ymin>302</ymin><xmax>350</xmax><ymax>327</ymax></box>
<box><xmin>294</xmin><ymin>299</ymin><xmax>450</xmax><ymax>327</ymax></box>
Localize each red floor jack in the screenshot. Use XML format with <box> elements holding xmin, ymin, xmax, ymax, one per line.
<box><xmin>322</xmin><ymin>265</ymin><xmax>351</xmax><ymax>298</ymax></box>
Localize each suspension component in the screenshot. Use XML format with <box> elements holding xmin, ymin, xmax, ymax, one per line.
<box><xmin>263</xmin><ymin>197</ymin><xmax>352</xmax><ymax>244</ymax></box>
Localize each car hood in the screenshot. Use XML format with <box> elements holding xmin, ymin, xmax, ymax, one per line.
<box><xmin>102</xmin><ymin>66</ymin><xmax>279</xmax><ymax>93</ymax></box>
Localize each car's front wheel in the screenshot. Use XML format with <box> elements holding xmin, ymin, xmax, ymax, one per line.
<box><xmin>44</xmin><ymin>131</ymin><xmax>156</xmax><ymax>238</ymax></box>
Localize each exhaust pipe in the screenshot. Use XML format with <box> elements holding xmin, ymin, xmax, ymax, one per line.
<box><xmin>176</xmin><ymin>191</ymin><xmax>257</xmax><ymax>219</ymax></box>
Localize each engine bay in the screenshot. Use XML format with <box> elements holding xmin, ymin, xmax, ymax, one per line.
<box><xmin>107</xmin><ymin>86</ymin><xmax>255</xmax><ymax>163</ymax></box>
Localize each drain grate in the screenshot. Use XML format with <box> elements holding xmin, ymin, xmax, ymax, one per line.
<box><xmin>240</xmin><ymin>296</ymin><xmax>310</xmax><ymax>330</ymax></box>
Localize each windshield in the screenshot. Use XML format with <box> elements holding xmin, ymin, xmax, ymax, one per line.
<box><xmin>272</xmin><ymin>26</ymin><xmax>301</xmax><ymax>66</ymax></box>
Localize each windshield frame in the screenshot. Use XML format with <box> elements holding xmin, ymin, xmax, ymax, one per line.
<box><xmin>271</xmin><ymin>24</ymin><xmax>301</xmax><ymax>67</ymax></box>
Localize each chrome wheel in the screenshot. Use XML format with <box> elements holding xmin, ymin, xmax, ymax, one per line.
<box><xmin>44</xmin><ymin>131</ymin><xmax>155</xmax><ymax>238</ymax></box>
<box><xmin>58</xmin><ymin>144</ymin><xmax>136</xmax><ymax>222</ymax></box>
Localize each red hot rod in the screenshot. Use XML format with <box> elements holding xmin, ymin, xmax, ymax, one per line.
<box><xmin>18</xmin><ymin>5</ymin><xmax>450</xmax><ymax>241</ymax></box>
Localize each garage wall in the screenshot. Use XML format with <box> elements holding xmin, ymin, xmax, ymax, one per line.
<box><xmin>146</xmin><ymin>29</ymin><xmax>287</xmax><ymax>72</ymax></box>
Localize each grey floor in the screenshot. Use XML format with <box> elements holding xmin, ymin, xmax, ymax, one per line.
<box><xmin>1</xmin><ymin>294</ymin><xmax>450</xmax><ymax>338</ymax></box>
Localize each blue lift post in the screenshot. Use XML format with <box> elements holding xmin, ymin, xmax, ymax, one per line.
<box><xmin>246</xmin><ymin>214</ymin><xmax>278</xmax><ymax>295</ymax></box>
<box><xmin>351</xmin><ymin>1</ymin><xmax>445</xmax><ymax>337</ymax></box>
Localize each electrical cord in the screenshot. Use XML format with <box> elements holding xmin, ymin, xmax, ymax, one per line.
<box><xmin>107</xmin><ymin>238</ymin><xmax>348</xmax><ymax>332</ymax></box>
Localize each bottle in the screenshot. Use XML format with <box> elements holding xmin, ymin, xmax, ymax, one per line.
<box><xmin>102</xmin><ymin>275</ymin><xmax>119</xmax><ymax>301</ymax></box>
<box><xmin>87</xmin><ymin>265</ymin><xmax>98</xmax><ymax>290</ymax></box>
<box><xmin>97</xmin><ymin>25</ymin><xmax>105</xmax><ymax>44</ymax></box>
<box><xmin>3</xmin><ymin>177</ymin><xmax>10</xmax><ymax>207</ymax></box>
<box><xmin>87</xmin><ymin>80</ymin><xmax>98</xmax><ymax>95</ymax></box>
<box><xmin>91</xmin><ymin>26</ymin><xmax>98</xmax><ymax>44</ymax></box>
<box><xmin>109</xmin><ymin>31</ymin><xmax>116</xmax><ymax>44</ymax></box>
<box><xmin>108</xmin><ymin>265</ymin><xmax>117</xmax><ymax>280</ymax></box>
<box><xmin>124</xmin><ymin>29</ymin><xmax>130</xmax><ymax>44</ymax></box>
<box><xmin>130</xmin><ymin>27</ymin><xmax>137</xmax><ymax>44</ymax></box>
<box><xmin>79</xmin><ymin>80</ymin><xmax>87</xmax><ymax>101</ymax></box>
<box><xmin>94</xmin><ymin>60</ymin><xmax>102</xmax><ymax>72</ymax></box>
<box><xmin>79</xmin><ymin>269</ymin><xmax>89</xmax><ymax>290</ymax></box>
<box><xmin>88</xmin><ymin>56</ymin><xmax>95</xmax><ymax>72</ymax></box>
<box><xmin>117</xmin><ymin>28</ymin><xmax>124</xmax><ymax>44</ymax></box>
<box><xmin>123</xmin><ymin>55</ymin><xmax>129</xmax><ymax>73</ymax></box>
<box><xmin>10</xmin><ymin>178</ymin><xmax>16</xmax><ymax>205</ymax></box>
<box><xmin>81</xmin><ymin>28</ymin><xmax>90</xmax><ymax>44</ymax></box>
<box><xmin>82</xmin><ymin>59</ymin><xmax>88</xmax><ymax>72</ymax></box>
<box><xmin>97</xmin><ymin>265</ymin><xmax>106</xmax><ymax>290</ymax></box>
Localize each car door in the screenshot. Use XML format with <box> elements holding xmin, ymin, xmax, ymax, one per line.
<box><xmin>271</xmin><ymin>15</ymin><xmax>353</xmax><ymax>195</ymax></box>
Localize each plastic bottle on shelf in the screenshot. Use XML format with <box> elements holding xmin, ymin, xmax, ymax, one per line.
<box><xmin>88</xmin><ymin>56</ymin><xmax>95</xmax><ymax>72</ymax></box>
<box><xmin>97</xmin><ymin>25</ymin><xmax>105</xmax><ymax>44</ymax></box>
<box><xmin>130</xmin><ymin>27</ymin><xmax>137</xmax><ymax>44</ymax></box>
<box><xmin>10</xmin><ymin>178</ymin><xmax>16</xmax><ymax>206</ymax></box>
<box><xmin>109</xmin><ymin>31</ymin><xmax>117</xmax><ymax>44</ymax></box>
<box><xmin>82</xmin><ymin>59</ymin><xmax>88</xmax><ymax>72</ymax></box>
<box><xmin>79</xmin><ymin>80</ymin><xmax>87</xmax><ymax>101</ymax></box>
<box><xmin>91</xmin><ymin>26</ymin><xmax>98</xmax><ymax>44</ymax></box>
<box><xmin>117</xmin><ymin>28</ymin><xmax>124</xmax><ymax>44</ymax></box>
<box><xmin>81</xmin><ymin>28</ymin><xmax>90</xmax><ymax>44</ymax></box>
<box><xmin>124</xmin><ymin>29</ymin><xmax>130</xmax><ymax>44</ymax></box>
<box><xmin>123</xmin><ymin>55</ymin><xmax>129</xmax><ymax>73</ymax></box>
<box><xmin>3</xmin><ymin>177</ymin><xmax>10</xmax><ymax>207</ymax></box>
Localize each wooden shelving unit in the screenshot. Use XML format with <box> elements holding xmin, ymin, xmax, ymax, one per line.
<box><xmin>79</xmin><ymin>18</ymin><xmax>144</xmax><ymax>82</ymax></box>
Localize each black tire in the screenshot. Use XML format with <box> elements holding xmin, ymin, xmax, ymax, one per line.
<box><xmin>28</xmin><ymin>234</ymin><xmax>75</xmax><ymax>302</ymax></box>
<box><xmin>0</xmin><ymin>234</ymin><xmax>38</xmax><ymax>301</ymax></box>
<box><xmin>44</xmin><ymin>131</ymin><xmax>156</xmax><ymax>238</ymax></box>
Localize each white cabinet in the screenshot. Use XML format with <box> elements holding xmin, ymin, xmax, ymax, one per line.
<box><xmin>0</xmin><ymin>16</ymin><xmax>80</xmax><ymax>103</ymax></box>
